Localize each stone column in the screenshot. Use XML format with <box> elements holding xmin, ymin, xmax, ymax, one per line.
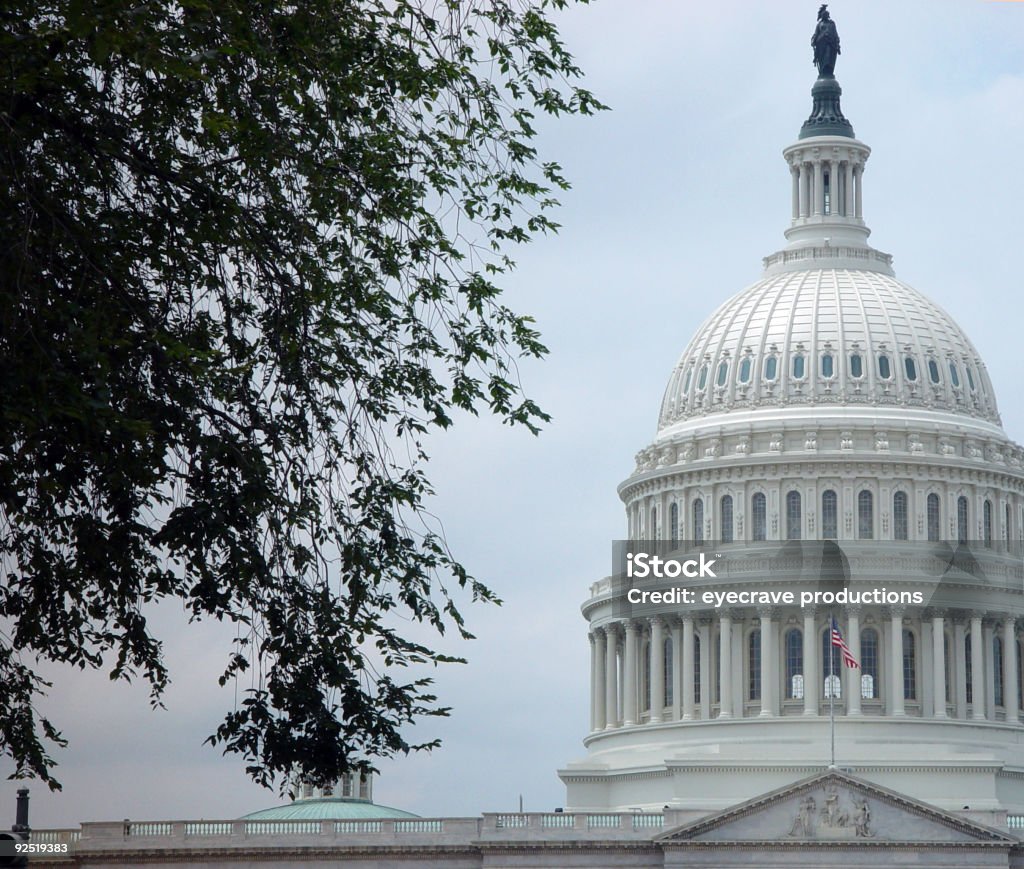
<box><xmin>682</xmin><ymin>617</ymin><xmax>695</xmax><ymax>721</ymax></box>
<box><xmin>954</xmin><ymin>618</ymin><xmax>968</xmax><ymax>719</ymax></box>
<box><xmin>799</xmin><ymin>163</ymin><xmax>810</xmax><ymax>218</ymax></box>
<box><xmin>593</xmin><ymin>630</ymin><xmax>607</xmax><ymax>731</ymax></box>
<box><xmin>699</xmin><ymin>619</ymin><xmax>712</xmax><ymax>719</ymax></box>
<box><xmin>847</xmin><ymin>609</ymin><xmax>862</xmax><ymax>716</ymax></box>
<box><xmin>971</xmin><ymin>614</ymin><xmax>986</xmax><ymax>720</ymax></box>
<box><xmin>1005</xmin><ymin>618</ymin><xmax>1019</xmax><ymax>723</ymax></box>
<box><xmin>891</xmin><ymin>609</ymin><xmax>906</xmax><ymax>716</ymax></box>
<box><xmin>671</xmin><ymin>619</ymin><xmax>683</xmax><ymax>721</ymax></box>
<box><xmin>844</xmin><ymin>161</ymin><xmax>854</xmax><ymax>217</ymax></box>
<box><xmin>803</xmin><ymin>610</ymin><xmax>818</xmax><ymax>715</ymax></box>
<box><xmin>759</xmin><ymin>608</ymin><xmax>774</xmax><ymax>717</ymax></box>
<box><xmin>932</xmin><ymin>614</ymin><xmax>947</xmax><ymax>718</ymax></box>
<box><xmin>813</xmin><ymin>160</ymin><xmax>824</xmax><ymax>216</ymax></box>
<box><xmin>791</xmin><ymin>165</ymin><xmax>800</xmax><ymax>219</ymax></box>
<box><xmin>605</xmin><ymin>624</ymin><xmax>619</xmax><ymax>729</ymax></box>
<box><xmin>623</xmin><ymin>621</ymin><xmax>639</xmax><ymax>726</ymax></box>
<box><xmin>650</xmin><ymin>617</ymin><xmax>665</xmax><ymax>723</ymax></box>
<box><xmin>854</xmin><ymin>165</ymin><xmax>864</xmax><ymax>219</ymax></box>
<box><xmin>826</xmin><ymin>159</ymin><xmax>837</xmax><ymax>215</ymax></box>
<box><xmin>719</xmin><ymin>613</ymin><xmax>734</xmax><ymax>719</ymax></box>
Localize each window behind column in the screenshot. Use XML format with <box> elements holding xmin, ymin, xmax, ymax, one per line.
<box><xmin>749</xmin><ymin>630</ymin><xmax>761</xmax><ymax>701</ymax></box>
<box><xmin>694</xmin><ymin>634</ymin><xmax>701</xmax><ymax>704</ymax></box>
<box><xmin>664</xmin><ymin>637</ymin><xmax>673</xmax><ymax>706</ymax></box>
<box><xmin>861</xmin><ymin>628</ymin><xmax>879</xmax><ymax>699</ymax></box>
<box><xmin>994</xmin><ymin>636</ymin><xmax>1004</xmax><ymax>707</ymax></box>
<box><xmin>903</xmin><ymin>629</ymin><xmax>916</xmax><ymax>700</ymax></box>
<box><xmin>822</xmin><ymin>628</ymin><xmax>841</xmax><ymax>699</ymax></box>
<box><xmin>785</xmin><ymin>628</ymin><xmax>804</xmax><ymax>699</ymax></box>
<box><xmin>966</xmin><ymin>632</ymin><xmax>973</xmax><ymax>704</ymax></box>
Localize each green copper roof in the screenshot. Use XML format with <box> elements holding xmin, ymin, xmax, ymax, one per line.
<box><xmin>799</xmin><ymin>76</ymin><xmax>854</xmax><ymax>139</ymax></box>
<box><xmin>241</xmin><ymin>798</ymin><xmax>419</xmax><ymax>821</ymax></box>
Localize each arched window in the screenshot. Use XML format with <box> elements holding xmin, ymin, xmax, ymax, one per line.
<box><xmin>994</xmin><ymin>636</ymin><xmax>1004</xmax><ymax>708</ymax></box>
<box><xmin>949</xmin><ymin>361</ymin><xmax>961</xmax><ymax>388</ymax></box>
<box><xmin>792</xmin><ymin>354</ymin><xmax>806</xmax><ymax>379</ymax></box>
<box><xmin>928</xmin><ymin>358</ymin><xmax>941</xmax><ymax>384</ymax></box>
<box><xmin>682</xmin><ymin>366</ymin><xmax>693</xmax><ymax>394</ymax></box>
<box><xmin>752</xmin><ymin>493</ymin><xmax>767</xmax><ymax>541</ymax></box>
<box><xmin>786</xmin><ymin>490</ymin><xmax>802</xmax><ymax>540</ymax></box>
<box><xmin>664</xmin><ymin>638</ymin><xmax>674</xmax><ymax>706</ymax></box>
<box><xmin>822</xmin><ymin>628</ymin><xmax>841</xmax><ymax>699</ymax></box>
<box><xmin>785</xmin><ymin>628</ymin><xmax>804</xmax><ymax>699</ymax></box>
<box><xmin>903</xmin><ymin>629</ymin><xmax>916</xmax><ymax>700</ymax></box>
<box><xmin>966</xmin><ymin>366</ymin><xmax>977</xmax><ymax>391</ymax></box>
<box><xmin>861</xmin><ymin>628</ymin><xmax>879</xmax><ymax>699</ymax></box>
<box><xmin>650</xmin><ymin>506</ymin><xmax>657</xmax><ymax>541</ymax></box>
<box><xmin>739</xmin><ymin>357</ymin><xmax>752</xmax><ymax>384</ymax></box>
<box><xmin>694</xmin><ymin>634</ymin><xmax>701</xmax><ymax>704</ymax></box>
<box><xmin>966</xmin><ymin>633</ymin><xmax>973</xmax><ymax>704</ymax></box>
<box><xmin>764</xmin><ymin>356</ymin><xmax>778</xmax><ymax>381</ymax></box>
<box><xmin>927</xmin><ymin>493</ymin><xmax>940</xmax><ymax>542</ymax></box>
<box><xmin>822</xmin><ymin>489</ymin><xmax>838</xmax><ymax>540</ymax></box>
<box><xmin>670</xmin><ymin>502</ymin><xmax>679</xmax><ymax>545</ymax></box>
<box><xmin>821</xmin><ymin>353</ymin><xmax>834</xmax><ymax>378</ymax></box>
<box><xmin>984</xmin><ymin>499</ymin><xmax>993</xmax><ymax>547</ymax></box>
<box><xmin>721</xmin><ymin>495</ymin><xmax>734</xmax><ymax>543</ymax></box>
<box><xmin>849</xmin><ymin>353</ymin><xmax>863</xmax><ymax>378</ymax></box>
<box><xmin>749</xmin><ymin>629</ymin><xmax>761</xmax><ymax>701</ymax></box>
<box><xmin>716</xmin><ymin>361</ymin><xmax>729</xmax><ymax>387</ymax></box>
<box><xmin>858</xmin><ymin>490</ymin><xmax>873</xmax><ymax>539</ymax></box>
<box><xmin>693</xmin><ymin>498</ymin><xmax>704</xmax><ymax>543</ymax></box>
<box><xmin>905</xmin><ymin>356</ymin><xmax>918</xmax><ymax>382</ymax></box>
<box><xmin>893</xmin><ymin>491</ymin><xmax>909</xmax><ymax>541</ymax></box>
<box><xmin>697</xmin><ymin>364</ymin><xmax>708</xmax><ymax>390</ymax></box>
<box><xmin>878</xmin><ymin>354</ymin><xmax>892</xmax><ymax>379</ymax></box>
<box><xmin>957</xmin><ymin>496</ymin><xmax>969</xmax><ymax>544</ymax></box>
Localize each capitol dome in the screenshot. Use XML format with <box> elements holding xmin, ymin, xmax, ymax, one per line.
<box><xmin>561</xmin><ymin>40</ymin><xmax>1024</xmax><ymax>819</ymax></box>
<box><xmin>658</xmin><ymin>268</ymin><xmax>1001</xmax><ymax>435</ymax></box>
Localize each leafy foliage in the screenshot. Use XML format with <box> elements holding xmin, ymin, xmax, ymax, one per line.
<box><xmin>0</xmin><ymin>0</ymin><xmax>601</xmax><ymax>790</ymax></box>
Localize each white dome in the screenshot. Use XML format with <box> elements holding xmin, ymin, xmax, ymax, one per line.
<box><xmin>658</xmin><ymin>267</ymin><xmax>1000</xmax><ymax>432</ymax></box>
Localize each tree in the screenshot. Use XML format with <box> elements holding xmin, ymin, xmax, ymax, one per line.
<box><xmin>0</xmin><ymin>0</ymin><xmax>602</xmax><ymax>791</ymax></box>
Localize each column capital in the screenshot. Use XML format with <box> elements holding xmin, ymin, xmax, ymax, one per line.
<box><xmin>757</xmin><ymin>605</ymin><xmax>775</xmax><ymax>620</ymax></box>
<box><xmin>649</xmin><ymin>615</ymin><xmax>667</xmax><ymax>630</ymax></box>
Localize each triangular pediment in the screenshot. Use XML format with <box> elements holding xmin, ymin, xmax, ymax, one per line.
<box><xmin>658</xmin><ymin>769</ymin><xmax>1015</xmax><ymax>845</ymax></box>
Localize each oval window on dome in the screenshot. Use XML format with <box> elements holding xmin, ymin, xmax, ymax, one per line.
<box><xmin>682</xmin><ymin>366</ymin><xmax>692</xmax><ymax>393</ymax></box>
<box><xmin>697</xmin><ymin>363</ymin><xmax>708</xmax><ymax>390</ymax></box>
<box><xmin>821</xmin><ymin>353</ymin><xmax>834</xmax><ymax>378</ymax></box>
<box><xmin>928</xmin><ymin>358</ymin><xmax>940</xmax><ymax>384</ymax></box>
<box><xmin>764</xmin><ymin>356</ymin><xmax>778</xmax><ymax>381</ymax></box>
<box><xmin>716</xmin><ymin>361</ymin><xmax>729</xmax><ymax>387</ymax></box>
<box><xmin>878</xmin><ymin>354</ymin><xmax>891</xmax><ymax>379</ymax></box>
<box><xmin>739</xmin><ymin>357</ymin><xmax>752</xmax><ymax>383</ymax></box>
<box><xmin>966</xmin><ymin>365</ymin><xmax>976</xmax><ymax>391</ymax></box>
<box><xmin>904</xmin><ymin>356</ymin><xmax>918</xmax><ymax>382</ymax></box>
<box><xmin>948</xmin><ymin>361</ymin><xmax>960</xmax><ymax>388</ymax></box>
<box><xmin>792</xmin><ymin>354</ymin><xmax>805</xmax><ymax>379</ymax></box>
<box><xmin>849</xmin><ymin>354</ymin><xmax>863</xmax><ymax>378</ymax></box>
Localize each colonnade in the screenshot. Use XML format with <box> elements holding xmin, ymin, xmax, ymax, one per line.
<box><xmin>790</xmin><ymin>156</ymin><xmax>862</xmax><ymax>220</ymax></box>
<box><xmin>589</xmin><ymin>610</ymin><xmax>1022</xmax><ymax>732</ymax></box>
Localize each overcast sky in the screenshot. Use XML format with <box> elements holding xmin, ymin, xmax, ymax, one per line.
<box><xmin>4</xmin><ymin>1</ymin><xmax>1024</xmax><ymax>828</ymax></box>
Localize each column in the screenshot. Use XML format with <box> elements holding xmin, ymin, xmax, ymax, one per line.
<box><xmin>623</xmin><ymin>621</ymin><xmax>639</xmax><ymax>726</ymax></box>
<box><xmin>719</xmin><ymin>613</ymin><xmax>734</xmax><ymax>719</ymax></box>
<box><xmin>1005</xmin><ymin>618</ymin><xmax>1019</xmax><ymax>724</ymax></box>
<box><xmin>954</xmin><ymin>619</ymin><xmax>968</xmax><ymax>719</ymax></box>
<box><xmin>813</xmin><ymin>160</ymin><xmax>824</xmax><ymax>216</ymax></box>
<box><xmin>932</xmin><ymin>614</ymin><xmax>947</xmax><ymax>718</ymax></box>
<box><xmin>682</xmin><ymin>617</ymin><xmax>695</xmax><ymax>721</ymax></box>
<box><xmin>650</xmin><ymin>617</ymin><xmax>665</xmax><ymax>723</ymax></box>
<box><xmin>890</xmin><ymin>609</ymin><xmax>906</xmax><ymax>716</ymax></box>
<box><xmin>791</xmin><ymin>165</ymin><xmax>800</xmax><ymax>219</ymax></box>
<box><xmin>605</xmin><ymin>624</ymin><xmax>619</xmax><ymax>729</ymax></box>
<box><xmin>847</xmin><ymin>609</ymin><xmax>862</xmax><ymax>716</ymax></box>
<box><xmin>699</xmin><ymin>619</ymin><xmax>712</xmax><ymax>719</ymax></box>
<box><xmin>803</xmin><ymin>610</ymin><xmax>818</xmax><ymax>715</ymax></box>
<box><xmin>671</xmin><ymin>619</ymin><xmax>683</xmax><ymax>721</ymax></box>
<box><xmin>759</xmin><ymin>608</ymin><xmax>774</xmax><ymax>717</ymax></box>
<box><xmin>971</xmin><ymin>614</ymin><xmax>986</xmax><ymax>720</ymax></box>
<box><xmin>844</xmin><ymin>161</ymin><xmax>855</xmax><ymax>218</ymax></box>
<box><xmin>799</xmin><ymin>163</ymin><xmax>810</xmax><ymax>218</ymax></box>
<box><xmin>854</xmin><ymin>165</ymin><xmax>863</xmax><ymax>219</ymax></box>
<box><xmin>593</xmin><ymin>630</ymin><xmax>607</xmax><ymax>731</ymax></box>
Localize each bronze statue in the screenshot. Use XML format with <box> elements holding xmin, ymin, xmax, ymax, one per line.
<box><xmin>812</xmin><ymin>4</ymin><xmax>841</xmax><ymax>77</ymax></box>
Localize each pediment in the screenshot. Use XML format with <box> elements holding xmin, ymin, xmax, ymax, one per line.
<box><xmin>659</xmin><ymin>769</ymin><xmax>1015</xmax><ymax>845</ymax></box>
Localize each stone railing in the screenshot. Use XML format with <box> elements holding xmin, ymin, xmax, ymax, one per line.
<box><xmin>33</xmin><ymin>812</ymin><xmax>667</xmax><ymax>856</ymax></box>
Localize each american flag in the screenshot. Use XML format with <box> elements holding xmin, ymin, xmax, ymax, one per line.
<box><xmin>830</xmin><ymin>617</ymin><xmax>859</xmax><ymax>668</ymax></box>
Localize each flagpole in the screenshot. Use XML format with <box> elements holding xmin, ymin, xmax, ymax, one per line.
<box><xmin>829</xmin><ymin>612</ymin><xmax>836</xmax><ymax>768</ymax></box>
